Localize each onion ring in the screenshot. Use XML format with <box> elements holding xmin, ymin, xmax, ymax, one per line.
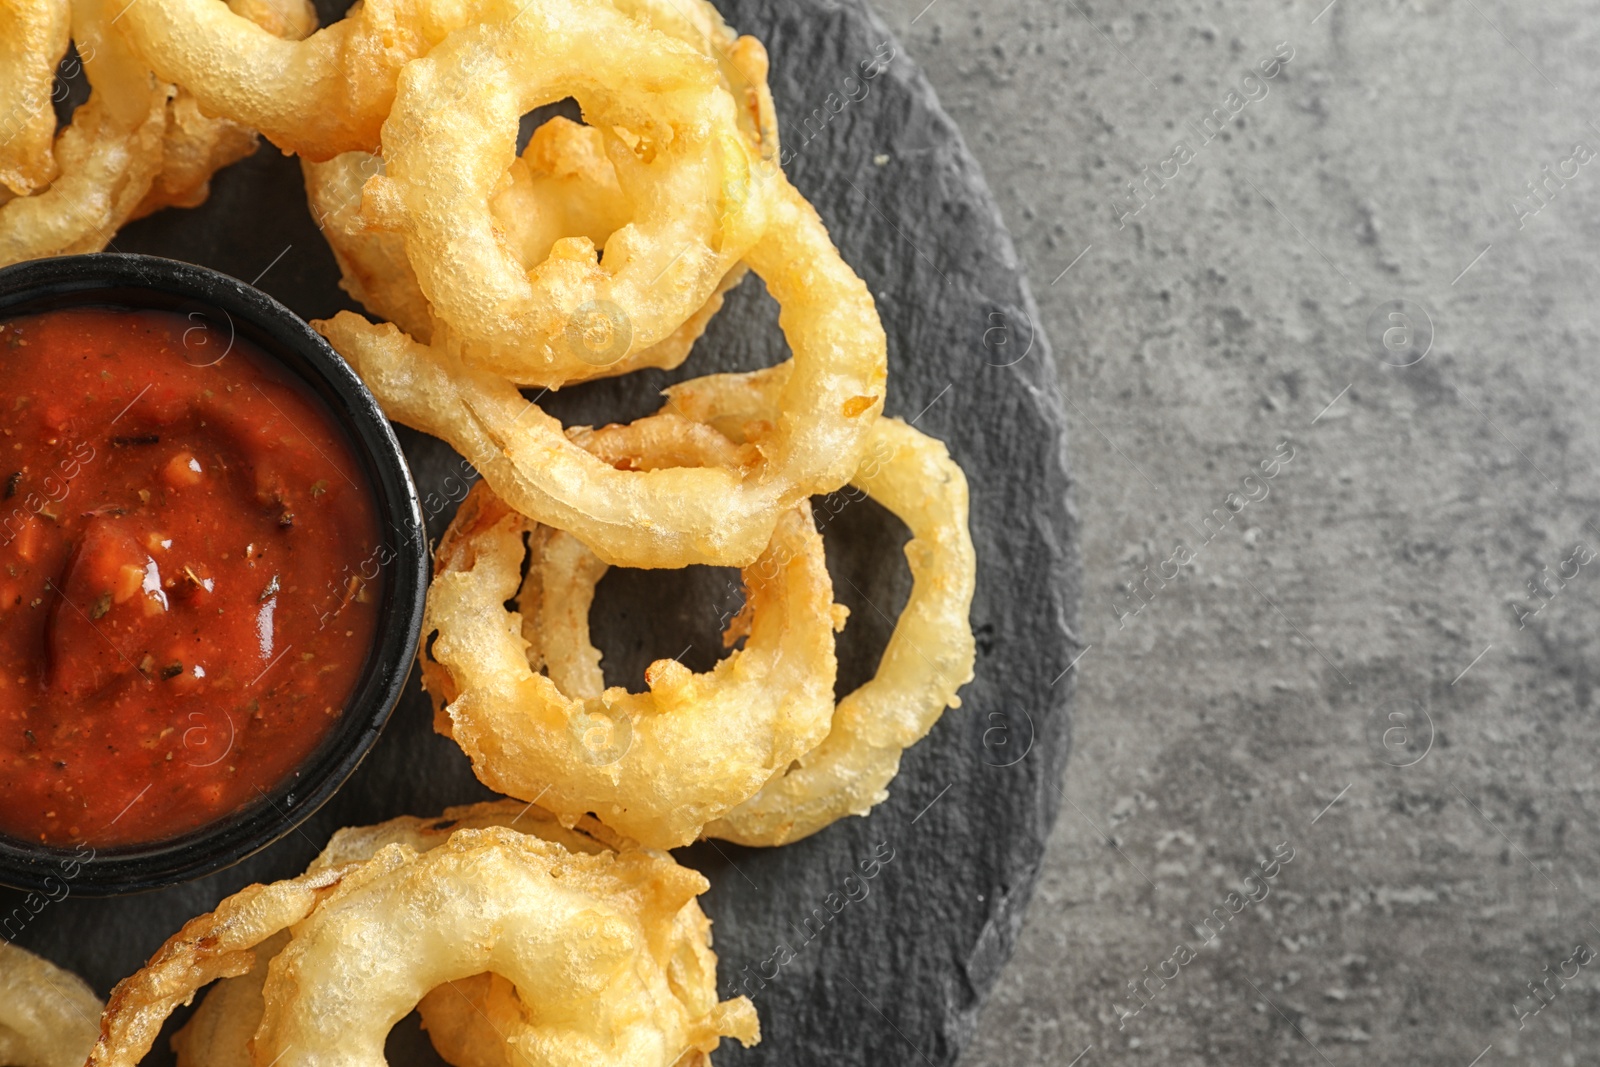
<box><xmin>172</xmin><ymin>802</ymin><xmax>627</xmax><ymax>1067</ymax></box>
<box><xmin>0</xmin><ymin>0</ymin><xmax>167</xmax><ymax>268</ymax></box>
<box><xmin>304</xmin><ymin>0</ymin><xmax>772</xmax><ymax>378</ymax></box>
<box><xmin>318</xmin><ymin>804</ymin><xmax>740</xmax><ymax>1067</ymax></box>
<box><xmin>133</xmin><ymin>0</ymin><xmax>318</xmax><ymax>219</ymax></box>
<box><xmin>253</xmin><ymin>825</ymin><xmax>757</xmax><ymax>1066</ymax></box>
<box><xmin>306</xmin><ymin>116</ymin><xmax>747</xmax><ymax>376</ymax></box>
<box><xmin>563</xmin><ymin>366</ymin><xmax>976</xmax><ymax>844</ymax></box>
<box><xmin>110</xmin><ymin>803</ymin><xmax>757</xmax><ymax>1067</ymax></box>
<box><xmin>114</xmin><ymin>0</ymin><xmax>773</xmax><ymax>164</ymax></box>
<box><xmin>0</xmin><ymin>0</ymin><xmax>314</xmax><ymax>265</ymax></box>
<box><xmin>422</xmin><ymin>476</ymin><xmax>840</xmax><ymax>848</ymax></box>
<box><xmin>0</xmin><ymin>0</ymin><xmax>71</xmax><ymax>198</ymax></box>
<box><xmin>111</xmin><ymin>0</ymin><xmax>462</xmax><ymax>162</ymax></box>
<box><xmin>171</xmin><ymin>801</ymin><xmax>623</xmax><ymax>1067</ymax></box>
<box><xmin>0</xmin><ymin>942</ymin><xmax>103</xmax><ymax>1067</ymax></box>
<box><xmin>167</xmin><ymin>932</ymin><xmax>288</xmax><ymax>1067</ymax></box>
<box><xmin>417</xmin><ymin>871</ymin><xmax>730</xmax><ymax>1067</ymax></box>
<box><xmin>318</xmin><ymin>162</ymin><xmax>885</xmax><ymax>568</ymax></box>
<box><xmin>359</xmin><ymin>0</ymin><xmax>769</xmax><ymax>385</ymax></box>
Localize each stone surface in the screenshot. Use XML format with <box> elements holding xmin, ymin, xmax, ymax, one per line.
<box><xmin>858</xmin><ymin>0</ymin><xmax>1600</xmax><ymax>1062</ymax></box>
<box><xmin>0</xmin><ymin>2</ymin><xmax>1077</xmax><ymax>1065</ymax></box>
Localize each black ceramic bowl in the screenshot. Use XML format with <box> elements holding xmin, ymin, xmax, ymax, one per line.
<box><xmin>0</xmin><ymin>254</ymin><xmax>427</xmax><ymax>895</ymax></box>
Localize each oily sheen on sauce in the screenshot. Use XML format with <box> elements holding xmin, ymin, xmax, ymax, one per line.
<box><xmin>0</xmin><ymin>307</ymin><xmax>382</xmax><ymax>847</ymax></box>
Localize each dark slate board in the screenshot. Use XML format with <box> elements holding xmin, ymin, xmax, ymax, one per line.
<box><xmin>2</xmin><ymin>1</ymin><xmax>1079</xmax><ymax>1063</ymax></box>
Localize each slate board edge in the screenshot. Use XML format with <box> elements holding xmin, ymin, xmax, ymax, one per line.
<box><xmin>851</xmin><ymin>0</ymin><xmax>1083</xmax><ymax>1054</ymax></box>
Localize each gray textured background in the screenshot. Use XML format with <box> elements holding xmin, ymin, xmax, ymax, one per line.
<box><xmin>863</xmin><ymin>0</ymin><xmax>1600</xmax><ymax>1062</ymax></box>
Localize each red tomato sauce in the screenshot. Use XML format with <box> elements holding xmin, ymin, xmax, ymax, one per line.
<box><xmin>0</xmin><ymin>307</ymin><xmax>383</xmax><ymax>847</ymax></box>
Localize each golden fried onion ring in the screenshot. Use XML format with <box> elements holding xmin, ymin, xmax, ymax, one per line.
<box><xmin>306</xmin><ymin>117</ymin><xmax>747</xmax><ymax>379</ymax></box>
<box><xmin>133</xmin><ymin>0</ymin><xmax>319</xmax><ymax>219</ymax></box>
<box><xmin>330</xmin><ymin>805</ymin><xmax>749</xmax><ymax>1067</ymax></box>
<box><xmin>170</xmin><ymin>802</ymin><xmax>622</xmax><ymax>1067</ymax></box>
<box><xmin>251</xmin><ymin>826</ymin><xmax>756</xmax><ymax>1066</ymax></box>
<box><xmin>0</xmin><ymin>0</ymin><xmax>315</xmax><ymax>266</ymax></box>
<box><xmin>318</xmin><ymin>166</ymin><xmax>885</xmax><ymax>568</ymax></box>
<box><xmin>418</xmin><ymin>876</ymin><xmax>731</xmax><ymax>1067</ymax></box>
<box><xmin>360</xmin><ymin>1</ymin><xmax>768</xmax><ymax>385</ymax></box>
<box><xmin>172</xmin><ymin>801</ymin><xmax>727</xmax><ymax>1067</ymax></box>
<box><xmin>0</xmin><ymin>0</ymin><xmax>71</xmax><ymax>198</ymax></box>
<box><xmin>0</xmin><ymin>942</ymin><xmax>103</xmax><ymax>1067</ymax></box>
<box><xmin>166</xmin><ymin>932</ymin><xmax>287</xmax><ymax>1067</ymax></box>
<box><xmin>114</xmin><ymin>0</ymin><xmax>773</xmax><ymax>165</ymax></box>
<box><xmin>422</xmin><ymin>476</ymin><xmax>840</xmax><ymax>848</ymax></box>
<box><xmin>108</xmin><ymin>804</ymin><xmax>756</xmax><ymax>1067</ymax></box>
<box><xmin>569</xmin><ymin>367</ymin><xmax>977</xmax><ymax>844</ymax></box>
<box><xmin>0</xmin><ymin>0</ymin><xmax>167</xmax><ymax>268</ymax></box>
<box><xmin>111</xmin><ymin>0</ymin><xmax>456</xmax><ymax>161</ymax></box>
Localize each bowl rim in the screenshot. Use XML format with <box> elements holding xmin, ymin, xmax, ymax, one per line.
<box><xmin>0</xmin><ymin>252</ymin><xmax>427</xmax><ymax>896</ymax></box>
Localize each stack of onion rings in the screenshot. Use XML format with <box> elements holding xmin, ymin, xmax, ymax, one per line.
<box><xmin>293</xmin><ymin>0</ymin><xmax>961</xmax><ymax>851</ymax></box>
<box><xmin>421</xmin><ymin>475</ymin><xmax>843</xmax><ymax>849</ymax></box>
<box><xmin>484</xmin><ymin>367</ymin><xmax>977</xmax><ymax>845</ymax></box>
<box><xmin>320</xmin><ymin>157</ymin><xmax>886</xmax><ymax>568</ymax></box>
<box><xmin>2</xmin><ymin>0</ymin><xmax>983</xmax><ymax>1054</ymax></box>
<box><xmin>170</xmin><ymin>802</ymin><xmax>636</xmax><ymax>1067</ymax></box>
<box><xmin>415</xmin><ymin>359</ymin><xmax>973</xmax><ymax>848</ymax></box>
<box><xmin>258</xmin><ymin>828</ymin><xmax>753</xmax><ymax>1066</ymax></box>
<box><xmin>299</xmin><ymin>0</ymin><xmax>774</xmax><ymax>375</ymax></box>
